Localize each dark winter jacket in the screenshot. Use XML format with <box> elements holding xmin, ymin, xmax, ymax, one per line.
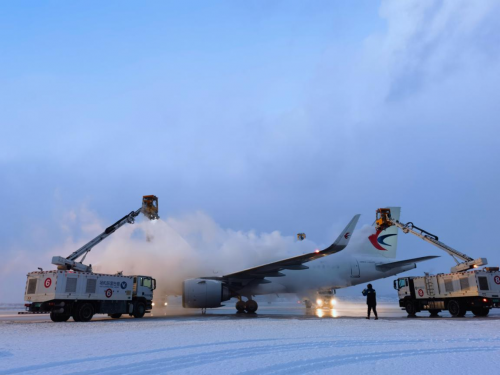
<box><xmin>362</xmin><ymin>288</ymin><xmax>377</xmax><ymax>306</ymax></box>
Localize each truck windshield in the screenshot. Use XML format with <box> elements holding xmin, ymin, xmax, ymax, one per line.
<box><xmin>398</xmin><ymin>279</ymin><xmax>407</xmax><ymax>289</ymax></box>
<box><xmin>142</xmin><ymin>278</ymin><xmax>152</xmax><ymax>288</ymax></box>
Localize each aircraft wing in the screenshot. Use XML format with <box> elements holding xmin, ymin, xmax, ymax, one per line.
<box><xmin>222</xmin><ymin>214</ymin><xmax>360</xmax><ymax>281</ymax></box>
<box><xmin>375</xmin><ymin>256</ymin><xmax>440</xmax><ymax>271</ymax></box>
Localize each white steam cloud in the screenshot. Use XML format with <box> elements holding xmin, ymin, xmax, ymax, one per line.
<box><xmin>93</xmin><ymin>212</ymin><xmax>317</xmax><ymax>297</ymax></box>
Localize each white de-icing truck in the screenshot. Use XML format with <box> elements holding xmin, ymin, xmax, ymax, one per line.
<box><xmin>22</xmin><ymin>196</ymin><xmax>160</xmax><ymax>322</ymax></box>
<box><xmin>375</xmin><ymin>208</ymin><xmax>500</xmax><ymax>317</ymax></box>
<box><xmin>395</xmin><ymin>269</ymin><xmax>500</xmax><ymax>317</ymax></box>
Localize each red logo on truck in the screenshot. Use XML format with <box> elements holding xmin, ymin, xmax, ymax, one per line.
<box><xmin>418</xmin><ymin>289</ymin><xmax>424</xmax><ymax>297</ymax></box>
<box><xmin>105</xmin><ymin>289</ymin><xmax>113</xmax><ymax>298</ymax></box>
<box><xmin>44</xmin><ymin>278</ymin><xmax>52</xmax><ymax>288</ymax></box>
<box><xmin>494</xmin><ymin>276</ymin><xmax>500</xmax><ymax>285</ymax></box>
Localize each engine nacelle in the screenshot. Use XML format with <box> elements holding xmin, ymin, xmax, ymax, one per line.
<box><xmin>182</xmin><ymin>279</ymin><xmax>231</xmax><ymax>308</ymax></box>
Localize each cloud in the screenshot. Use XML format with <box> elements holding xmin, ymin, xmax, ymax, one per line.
<box><xmin>377</xmin><ymin>0</ymin><xmax>500</xmax><ymax>100</ymax></box>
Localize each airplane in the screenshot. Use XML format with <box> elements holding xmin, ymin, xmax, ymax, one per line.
<box><xmin>182</xmin><ymin>207</ymin><xmax>439</xmax><ymax>313</ymax></box>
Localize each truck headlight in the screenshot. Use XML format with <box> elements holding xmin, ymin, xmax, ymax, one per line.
<box><xmin>316</xmin><ymin>298</ymin><xmax>323</xmax><ymax>307</ymax></box>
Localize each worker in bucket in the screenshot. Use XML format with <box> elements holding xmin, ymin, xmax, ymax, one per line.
<box><xmin>362</xmin><ymin>284</ymin><xmax>378</xmax><ymax>320</ymax></box>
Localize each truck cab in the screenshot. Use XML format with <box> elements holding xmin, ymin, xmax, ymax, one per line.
<box><xmin>394</xmin><ymin>277</ymin><xmax>413</xmax><ymax>300</ymax></box>
<box><xmin>134</xmin><ymin>275</ymin><xmax>156</xmax><ymax>301</ymax></box>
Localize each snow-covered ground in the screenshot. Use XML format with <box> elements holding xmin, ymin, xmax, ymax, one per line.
<box><xmin>1</xmin><ymin>302</ymin><xmax>500</xmax><ymax>374</ymax></box>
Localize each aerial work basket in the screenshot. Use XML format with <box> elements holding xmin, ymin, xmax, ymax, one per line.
<box><xmin>142</xmin><ymin>195</ymin><xmax>160</xmax><ymax>220</ymax></box>
<box><xmin>375</xmin><ymin>208</ymin><xmax>392</xmax><ymax>231</ymax></box>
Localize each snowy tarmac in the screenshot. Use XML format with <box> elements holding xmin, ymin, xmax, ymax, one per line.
<box><xmin>1</xmin><ymin>301</ymin><xmax>500</xmax><ymax>374</ymax></box>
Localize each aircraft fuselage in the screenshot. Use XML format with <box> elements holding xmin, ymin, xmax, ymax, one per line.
<box><xmin>241</xmin><ymin>251</ymin><xmax>414</xmax><ymax>296</ymax></box>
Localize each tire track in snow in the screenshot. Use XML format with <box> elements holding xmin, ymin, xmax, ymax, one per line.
<box><xmin>30</xmin><ymin>338</ymin><xmax>498</xmax><ymax>375</ymax></box>
<box><xmin>0</xmin><ymin>339</ymin><xmax>271</xmax><ymax>375</ymax></box>
<box><xmin>3</xmin><ymin>337</ymin><xmax>499</xmax><ymax>374</ymax></box>
<box><xmin>0</xmin><ymin>338</ymin><xmax>408</xmax><ymax>374</ymax></box>
<box><xmin>242</xmin><ymin>345</ymin><xmax>500</xmax><ymax>375</ymax></box>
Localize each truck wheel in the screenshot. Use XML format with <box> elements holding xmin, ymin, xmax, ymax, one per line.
<box><xmin>50</xmin><ymin>312</ymin><xmax>70</xmax><ymax>322</ymax></box>
<box><xmin>133</xmin><ymin>302</ymin><xmax>146</xmax><ymax>318</ymax></box>
<box><xmin>448</xmin><ymin>300</ymin><xmax>465</xmax><ymax>317</ymax></box>
<box><xmin>76</xmin><ymin>303</ymin><xmax>95</xmax><ymax>322</ymax></box>
<box><xmin>472</xmin><ymin>307</ymin><xmax>489</xmax><ymax>317</ymax></box>
<box><xmin>72</xmin><ymin>306</ymin><xmax>81</xmax><ymax>322</ymax></box>
<box><xmin>109</xmin><ymin>313</ymin><xmax>122</xmax><ymax>319</ymax></box>
<box><xmin>405</xmin><ymin>301</ymin><xmax>417</xmax><ymax>317</ymax></box>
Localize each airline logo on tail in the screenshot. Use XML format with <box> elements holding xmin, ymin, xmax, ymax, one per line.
<box><xmin>344</xmin><ymin>232</ymin><xmax>351</xmax><ymax>239</ymax></box>
<box><xmin>369</xmin><ymin>230</ymin><xmax>396</xmax><ymax>251</ymax></box>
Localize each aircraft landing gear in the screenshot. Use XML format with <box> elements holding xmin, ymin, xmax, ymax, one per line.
<box><xmin>235</xmin><ymin>300</ymin><xmax>246</xmax><ymax>313</ymax></box>
<box><xmin>235</xmin><ymin>298</ymin><xmax>258</xmax><ymax>313</ymax></box>
<box><xmin>245</xmin><ymin>300</ymin><xmax>258</xmax><ymax>313</ymax></box>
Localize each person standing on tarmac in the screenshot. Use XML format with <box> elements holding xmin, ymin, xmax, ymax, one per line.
<box><xmin>362</xmin><ymin>284</ymin><xmax>378</xmax><ymax>320</ymax></box>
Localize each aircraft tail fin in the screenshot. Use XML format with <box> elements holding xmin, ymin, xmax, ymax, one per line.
<box><xmin>359</xmin><ymin>207</ymin><xmax>401</xmax><ymax>259</ymax></box>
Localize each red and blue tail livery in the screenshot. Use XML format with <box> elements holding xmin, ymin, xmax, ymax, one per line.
<box><xmin>369</xmin><ymin>230</ymin><xmax>397</xmax><ymax>250</ymax></box>
<box><xmin>360</xmin><ymin>207</ymin><xmax>400</xmax><ymax>258</ymax></box>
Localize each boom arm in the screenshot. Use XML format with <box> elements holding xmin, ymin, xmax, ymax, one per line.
<box><xmin>52</xmin><ymin>195</ymin><xmax>159</xmax><ymax>272</ymax></box>
<box><xmin>375</xmin><ymin>208</ymin><xmax>487</xmax><ymax>273</ymax></box>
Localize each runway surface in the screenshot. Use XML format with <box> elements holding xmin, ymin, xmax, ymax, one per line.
<box><xmin>3</xmin><ymin>300</ymin><xmax>500</xmax><ymax>323</ymax></box>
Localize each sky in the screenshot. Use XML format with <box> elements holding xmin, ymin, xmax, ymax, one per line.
<box><xmin>1</xmin><ymin>0</ymin><xmax>500</xmax><ymax>302</ymax></box>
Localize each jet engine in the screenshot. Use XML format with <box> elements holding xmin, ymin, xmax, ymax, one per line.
<box><xmin>182</xmin><ymin>279</ymin><xmax>232</xmax><ymax>308</ymax></box>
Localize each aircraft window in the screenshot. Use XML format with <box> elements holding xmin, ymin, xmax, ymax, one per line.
<box><xmin>142</xmin><ymin>278</ymin><xmax>152</xmax><ymax>288</ymax></box>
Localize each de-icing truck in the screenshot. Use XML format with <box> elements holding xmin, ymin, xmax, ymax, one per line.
<box><xmin>395</xmin><ymin>269</ymin><xmax>500</xmax><ymax>317</ymax></box>
<box><xmin>375</xmin><ymin>208</ymin><xmax>500</xmax><ymax>317</ymax></box>
<box><xmin>22</xmin><ymin>196</ymin><xmax>160</xmax><ymax>322</ymax></box>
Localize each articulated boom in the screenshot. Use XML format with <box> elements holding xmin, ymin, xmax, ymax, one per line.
<box><xmin>52</xmin><ymin>195</ymin><xmax>159</xmax><ymax>272</ymax></box>
<box><xmin>375</xmin><ymin>208</ymin><xmax>487</xmax><ymax>273</ymax></box>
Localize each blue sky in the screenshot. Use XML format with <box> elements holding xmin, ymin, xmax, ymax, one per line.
<box><xmin>2</xmin><ymin>1</ymin><xmax>500</xmax><ymax>301</ymax></box>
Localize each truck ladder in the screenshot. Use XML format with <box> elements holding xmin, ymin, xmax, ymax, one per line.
<box><xmin>424</xmin><ymin>275</ymin><xmax>435</xmax><ymax>297</ymax></box>
<box><xmin>51</xmin><ymin>196</ymin><xmax>159</xmax><ymax>272</ymax></box>
<box><xmin>375</xmin><ymin>208</ymin><xmax>487</xmax><ymax>273</ymax></box>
